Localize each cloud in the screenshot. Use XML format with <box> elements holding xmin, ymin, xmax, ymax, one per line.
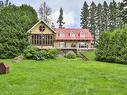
<box><xmin>9</xmin><ymin>0</ymin><xmax>124</xmax><ymax>28</ymax></box>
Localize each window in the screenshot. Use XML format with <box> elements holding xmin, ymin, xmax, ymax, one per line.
<box><xmin>60</xmin><ymin>32</ymin><xmax>65</xmax><ymax>37</ymax></box>
<box><xmin>39</xmin><ymin>25</ymin><xmax>45</xmax><ymax>32</ymax></box>
<box><xmin>59</xmin><ymin>42</ymin><xmax>66</xmax><ymax>48</ymax></box>
<box><xmin>79</xmin><ymin>42</ymin><xmax>87</xmax><ymax>48</ymax></box>
<box><xmin>80</xmin><ymin>31</ymin><xmax>85</xmax><ymax>37</ymax></box>
<box><xmin>31</xmin><ymin>34</ymin><xmax>54</xmax><ymax>46</ymax></box>
<box><xmin>70</xmin><ymin>32</ymin><xmax>75</xmax><ymax>37</ymax></box>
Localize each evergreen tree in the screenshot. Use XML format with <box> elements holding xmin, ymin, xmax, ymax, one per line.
<box><xmin>116</xmin><ymin>3</ymin><xmax>124</xmax><ymax>29</ymax></box>
<box><xmin>0</xmin><ymin>5</ymin><xmax>38</xmax><ymax>58</ymax></box>
<box><xmin>109</xmin><ymin>0</ymin><xmax>118</xmax><ymax>31</ymax></box>
<box><xmin>96</xmin><ymin>3</ymin><xmax>103</xmax><ymax>33</ymax></box>
<box><xmin>80</xmin><ymin>1</ymin><xmax>89</xmax><ymax>29</ymax></box>
<box><xmin>88</xmin><ymin>1</ymin><xmax>97</xmax><ymax>45</ymax></box>
<box><xmin>121</xmin><ymin>0</ymin><xmax>127</xmax><ymax>23</ymax></box>
<box><xmin>57</xmin><ymin>8</ymin><xmax>65</xmax><ymax>28</ymax></box>
<box><xmin>102</xmin><ymin>1</ymin><xmax>109</xmax><ymax>31</ymax></box>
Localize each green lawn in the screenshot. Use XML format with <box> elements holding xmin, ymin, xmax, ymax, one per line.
<box><xmin>0</xmin><ymin>57</ymin><xmax>127</xmax><ymax>95</ymax></box>
<box><xmin>83</xmin><ymin>50</ymin><xmax>96</xmax><ymax>61</ymax></box>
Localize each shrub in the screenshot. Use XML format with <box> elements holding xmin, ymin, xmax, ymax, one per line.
<box><xmin>65</xmin><ymin>51</ymin><xmax>76</xmax><ymax>59</ymax></box>
<box><xmin>33</xmin><ymin>50</ymin><xmax>47</xmax><ymax>61</ymax></box>
<box><xmin>96</xmin><ymin>27</ymin><xmax>127</xmax><ymax>64</ymax></box>
<box><xmin>47</xmin><ymin>49</ymin><xmax>59</xmax><ymax>59</ymax></box>
<box><xmin>24</xmin><ymin>45</ymin><xmax>38</xmax><ymax>59</ymax></box>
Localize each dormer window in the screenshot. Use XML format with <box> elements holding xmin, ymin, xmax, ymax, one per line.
<box><xmin>39</xmin><ymin>25</ymin><xmax>45</xmax><ymax>32</ymax></box>
<box><xmin>60</xmin><ymin>31</ymin><xmax>65</xmax><ymax>37</ymax></box>
<box><xmin>80</xmin><ymin>31</ymin><xmax>85</xmax><ymax>37</ymax></box>
<box><xmin>70</xmin><ymin>31</ymin><xmax>75</xmax><ymax>37</ymax></box>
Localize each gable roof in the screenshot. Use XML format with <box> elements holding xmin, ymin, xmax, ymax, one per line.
<box><xmin>27</xmin><ymin>20</ymin><xmax>56</xmax><ymax>33</ymax></box>
<box><xmin>54</xmin><ymin>28</ymin><xmax>93</xmax><ymax>41</ymax></box>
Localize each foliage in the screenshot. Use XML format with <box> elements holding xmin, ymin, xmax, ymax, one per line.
<box><xmin>57</xmin><ymin>8</ymin><xmax>65</xmax><ymax>28</ymax></box>
<box><xmin>96</xmin><ymin>27</ymin><xmax>127</xmax><ymax>64</ymax></box>
<box><xmin>24</xmin><ymin>45</ymin><xmax>38</xmax><ymax>59</ymax></box>
<box><xmin>80</xmin><ymin>1</ymin><xmax>89</xmax><ymax>29</ymax></box>
<box><xmin>120</xmin><ymin>0</ymin><xmax>127</xmax><ymax>24</ymax></box>
<box><xmin>80</xmin><ymin>1</ymin><xmax>124</xmax><ymax>46</ymax></box>
<box><xmin>33</xmin><ymin>50</ymin><xmax>47</xmax><ymax>61</ymax></box>
<box><xmin>47</xmin><ymin>49</ymin><xmax>59</xmax><ymax>59</ymax></box>
<box><xmin>65</xmin><ymin>51</ymin><xmax>76</xmax><ymax>59</ymax></box>
<box><xmin>33</xmin><ymin>49</ymin><xmax>59</xmax><ymax>60</ymax></box>
<box><xmin>0</xmin><ymin>5</ymin><xmax>38</xmax><ymax>58</ymax></box>
<box><xmin>24</xmin><ymin>47</ymin><xmax>59</xmax><ymax>60</ymax></box>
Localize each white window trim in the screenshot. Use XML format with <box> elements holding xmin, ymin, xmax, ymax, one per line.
<box><xmin>70</xmin><ymin>31</ymin><xmax>75</xmax><ymax>37</ymax></box>
<box><xmin>80</xmin><ymin>31</ymin><xmax>85</xmax><ymax>37</ymax></box>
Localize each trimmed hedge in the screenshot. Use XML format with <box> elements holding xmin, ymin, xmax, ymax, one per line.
<box><xmin>96</xmin><ymin>27</ymin><xmax>127</xmax><ymax>64</ymax></box>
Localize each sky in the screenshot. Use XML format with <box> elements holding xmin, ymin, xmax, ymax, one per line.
<box><xmin>5</xmin><ymin>0</ymin><xmax>123</xmax><ymax>28</ymax></box>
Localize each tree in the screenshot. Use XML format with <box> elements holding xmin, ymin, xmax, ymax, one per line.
<box><xmin>102</xmin><ymin>1</ymin><xmax>109</xmax><ymax>31</ymax></box>
<box><xmin>38</xmin><ymin>2</ymin><xmax>52</xmax><ymax>24</ymax></box>
<box><xmin>0</xmin><ymin>5</ymin><xmax>38</xmax><ymax>58</ymax></box>
<box><xmin>57</xmin><ymin>8</ymin><xmax>65</xmax><ymax>28</ymax></box>
<box><xmin>109</xmin><ymin>0</ymin><xmax>118</xmax><ymax>31</ymax></box>
<box><xmin>88</xmin><ymin>1</ymin><xmax>97</xmax><ymax>46</ymax></box>
<box><xmin>120</xmin><ymin>0</ymin><xmax>127</xmax><ymax>24</ymax></box>
<box><xmin>96</xmin><ymin>27</ymin><xmax>127</xmax><ymax>64</ymax></box>
<box><xmin>96</xmin><ymin>3</ymin><xmax>103</xmax><ymax>33</ymax></box>
<box><xmin>80</xmin><ymin>1</ymin><xmax>89</xmax><ymax>29</ymax></box>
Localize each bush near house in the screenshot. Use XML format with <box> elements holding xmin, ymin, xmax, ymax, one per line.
<box><xmin>23</xmin><ymin>45</ymin><xmax>38</xmax><ymax>59</ymax></box>
<box><xmin>65</xmin><ymin>51</ymin><xmax>76</xmax><ymax>59</ymax></box>
<box><xmin>96</xmin><ymin>27</ymin><xmax>127</xmax><ymax>64</ymax></box>
<box><xmin>33</xmin><ymin>50</ymin><xmax>47</xmax><ymax>61</ymax></box>
<box><xmin>24</xmin><ymin>46</ymin><xmax>59</xmax><ymax>60</ymax></box>
<box><xmin>47</xmin><ymin>49</ymin><xmax>60</xmax><ymax>59</ymax></box>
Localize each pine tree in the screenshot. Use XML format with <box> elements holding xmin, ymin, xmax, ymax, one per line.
<box><xmin>57</xmin><ymin>8</ymin><xmax>65</xmax><ymax>28</ymax></box>
<box><xmin>121</xmin><ymin>0</ymin><xmax>127</xmax><ymax>24</ymax></box>
<box><xmin>102</xmin><ymin>1</ymin><xmax>109</xmax><ymax>31</ymax></box>
<box><xmin>96</xmin><ymin>3</ymin><xmax>102</xmax><ymax>32</ymax></box>
<box><xmin>116</xmin><ymin>3</ymin><xmax>124</xmax><ymax>29</ymax></box>
<box><xmin>109</xmin><ymin>0</ymin><xmax>118</xmax><ymax>31</ymax></box>
<box><xmin>88</xmin><ymin>1</ymin><xmax>97</xmax><ymax>45</ymax></box>
<box><xmin>80</xmin><ymin>1</ymin><xmax>89</xmax><ymax>29</ymax></box>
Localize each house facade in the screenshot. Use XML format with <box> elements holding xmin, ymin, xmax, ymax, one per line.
<box><xmin>28</xmin><ymin>20</ymin><xmax>94</xmax><ymax>50</ymax></box>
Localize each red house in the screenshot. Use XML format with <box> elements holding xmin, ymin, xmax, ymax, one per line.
<box><xmin>28</xmin><ymin>20</ymin><xmax>94</xmax><ymax>50</ymax></box>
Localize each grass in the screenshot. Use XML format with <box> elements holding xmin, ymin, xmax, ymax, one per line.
<box><xmin>83</xmin><ymin>50</ymin><xmax>96</xmax><ymax>61</ymax></box>
<box><xmin>0</xmin><ymin>53</ymin><xmax>127</xmax><ymax>95</ymax></box>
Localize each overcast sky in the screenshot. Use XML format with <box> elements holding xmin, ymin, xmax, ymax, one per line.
<box><xmin>7</xmin><ymin>0</ymin><xmax>123</xmax><ymax>28</ymax></box>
